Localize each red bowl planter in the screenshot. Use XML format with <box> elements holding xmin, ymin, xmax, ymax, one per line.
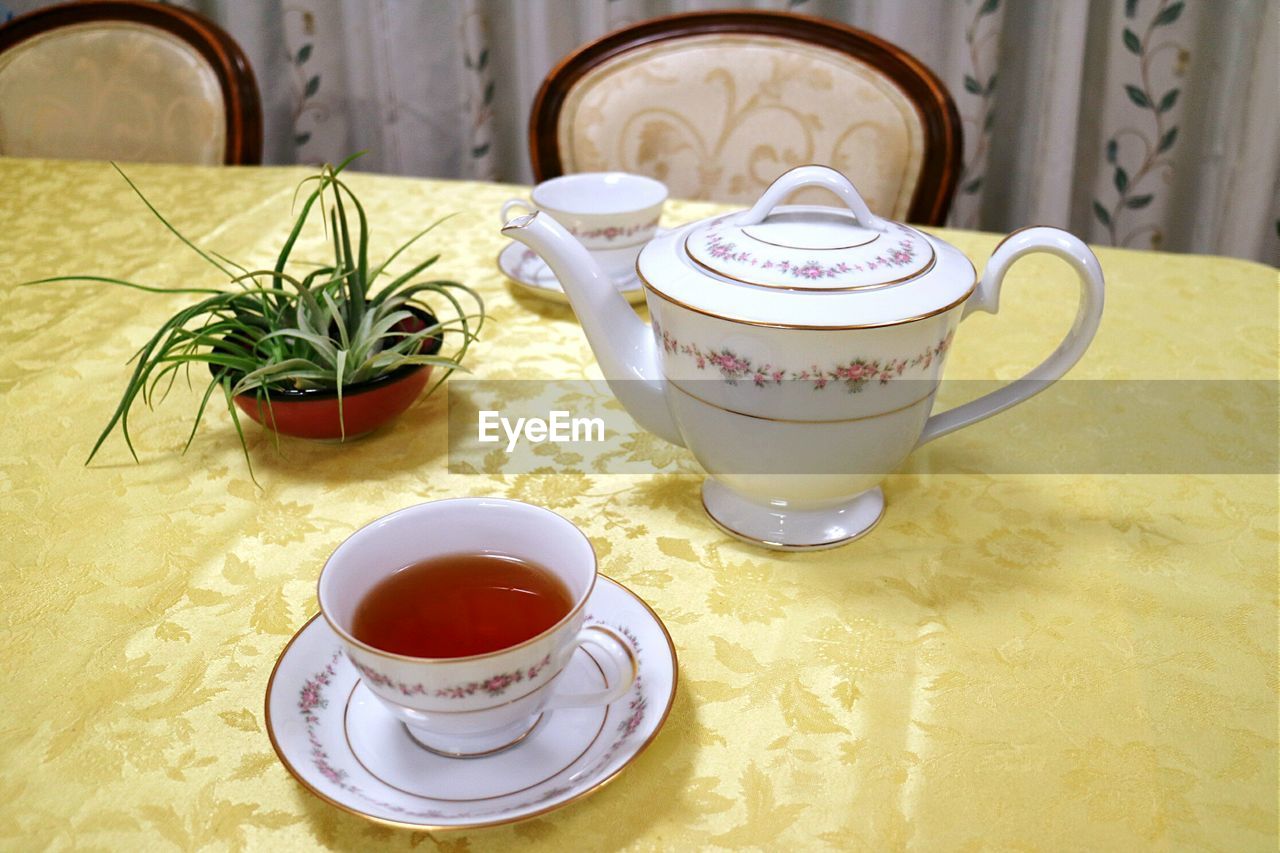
<box><xmin>226</xmin><ymin>308</ymin><xmax>443</xmax><ymax>440</ymax></box>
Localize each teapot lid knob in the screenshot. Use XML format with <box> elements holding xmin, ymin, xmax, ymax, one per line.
<box><xmin>735</xmin><ymin>165</ymin><xmax>890</xmax><ymax>232</ymax></box>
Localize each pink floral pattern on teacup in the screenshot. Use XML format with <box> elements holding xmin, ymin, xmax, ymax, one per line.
<box><xmin>351</xmin><ymin>653</ymin><xmax>554</xmax><ymax>699</ymax></box>
<box><xmin>568</xmin><ymin>216</ymin><xmax>659</xmax><ymax>243</ymax></box>
<box><xmin>655</xmin><ymin>322</ymin><xmax>954</xmax><ymax>392</ymax></box>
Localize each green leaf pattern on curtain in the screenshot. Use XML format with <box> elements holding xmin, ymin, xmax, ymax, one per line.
<box><xmin>461</xmin><ymin>0</ymin><xmax>496</xmax><ymax>179</ymax></box>
<box><xmin>281</xmin><ymin>6</ymin><xmax>327</xmax><ymax>161</ymax></box>
<box><xmin>1093</xmin><ymin>0</ymin><xmax>1188</xmax><ymax>249</ymax></box>
<box><xmin>950</xmin><ymin>0</ymin><xmax>1004</xmax><ymax>229</ymax></box>
<box><xmin>10</xmin><ymin>0</ymin><xmax>1272</xmax><ymax>262</ymax></box>
<box><xmin>292</xmin><ymin>30</ymin><xmax>318</xmax><ymax>149</ymax></box>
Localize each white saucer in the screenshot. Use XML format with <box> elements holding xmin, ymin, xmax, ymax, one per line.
<box><xmin>265</xmin><ymin>576</ymin><xmax>677</xmax><ymax>831</ymax></box>
<box><xmin>497</xmin><ymin>238</ymin><xmax>660</xmax><ymax>306</ymax></box>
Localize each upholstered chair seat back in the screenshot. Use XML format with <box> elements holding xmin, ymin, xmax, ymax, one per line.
<box><xmin>0</xmin><ymin>22</ymin><xmax>225</xmax><ymax>164</ymax></box>
<box><xmin>558</xmin><ymin>34</ymin><xmax>925</xmax><ymax>216</ymax></box>
<box><xmin>531</xmin><ymin>12</ymin><xmax>960</xmax><ymax>225</ymax></box>
<box><xmin>0</xmin><ymin>1</ymin><xmax>261</xmax><ymax>165</ymax></box>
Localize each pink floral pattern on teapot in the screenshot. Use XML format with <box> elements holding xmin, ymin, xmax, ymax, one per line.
<box><xmin>704</xmin><ymin>226</ymin><xmax>918</xmax><ymax>281</ymax></box>
<box><xmin>656</xmin><ymin>320</ymin><xmax>953</xmax><ymax>392</ymax></box>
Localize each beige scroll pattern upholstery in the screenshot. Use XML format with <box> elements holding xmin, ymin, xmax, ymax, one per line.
<box><xmin>0</xmin><ymin>22</ymin><xmax>224</xmax><ymax>164</ymax></box>
<box><xmin>557</xmin><ymin>34</ymin><xmax>926</xmax><ymax>216</ymax></box>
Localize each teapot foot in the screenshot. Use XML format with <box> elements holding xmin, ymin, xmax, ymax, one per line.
<box><xmin>700</xmin><ymin>480</ymin><xmax>885</xmax><ymax>551</ymax></box>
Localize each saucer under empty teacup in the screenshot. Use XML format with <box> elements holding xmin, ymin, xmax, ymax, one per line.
<box><xmin>498</xmin><ymin>240</ymin><xmax>653</xmax><ymax>305</ymax></box>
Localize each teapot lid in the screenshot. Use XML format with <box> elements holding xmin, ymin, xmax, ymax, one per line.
<box><xmin>638</xmin><ymin>166</ymin><xmax>975</xmax><ymax>328</ymax></box>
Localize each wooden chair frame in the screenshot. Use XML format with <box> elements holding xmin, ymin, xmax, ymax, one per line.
<box><xmin>0</xmin><ymin>0</ymin><xmax>263</xmax><ymax>165</ymax></box>
<box><xmin>530</xmin><ymin>10</ymin><xmax>962</xmax><ymax>225</ymax></box>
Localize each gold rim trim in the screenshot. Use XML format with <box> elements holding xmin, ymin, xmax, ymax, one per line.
<box><xmin>264</xmin><ymin>575</ymin><xmax>679</xmax><ymax>833</ymax></box>
<box><xmin>700</xmin><ymin>490</ymin><xmax>887</xmax><ymax>550</ymax></box>
<box><xmin>682</xmin><ymin>230</ymin><xmax>936</xmax><ymax>293</ymax></box>
<box><xmin>636</xmin><ymin>258</ymin><xmax>976</xmax><ymax>330</ymax></box>
<box><xmin>738</xmin><ymin>225</ymin><xmax>880</xmax><ymax>251</ymax></box>
<box><xmin>667</xmin><ymin>380</ymin><xmax>937</xmax><ymax>424</ymax></box>
<box><xmin>316</xmin><ymin>499</ymin><xmax>599</xmax><ymax>664</ymax></box>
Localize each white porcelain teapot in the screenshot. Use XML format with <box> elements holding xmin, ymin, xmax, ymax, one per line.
<box><xmin>502</xmin><ymin>166</ymin><xmax>1104</xmax><ymax>550</ymax></box>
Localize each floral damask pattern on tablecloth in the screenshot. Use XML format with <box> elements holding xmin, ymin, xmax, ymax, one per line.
<box><xmin>0</xmin><ymin>159</ymin><xmax>1274</xmax><ymax>851</ymax></box>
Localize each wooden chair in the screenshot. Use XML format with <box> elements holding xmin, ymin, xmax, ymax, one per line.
<box><xmin>0</xmin><ymin>0</ymin><xmax>262</xmax><ymax>165</ymax></box>
<box><xmin>530</xmin><ymin>11</ymin><xmax>961</xmax><ymax>225</ymax></box>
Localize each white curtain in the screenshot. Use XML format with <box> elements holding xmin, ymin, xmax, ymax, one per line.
<box><xmin>7</xmin><ymin>0</ymin><xmax>1278</xmax><ymax>262</ymax></box>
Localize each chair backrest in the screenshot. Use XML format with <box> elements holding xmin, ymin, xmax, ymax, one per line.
<box><xmin>0</xmin><ymin>0</ymin><xmax>261</xmax><ymax>165</ymax></box>
<box><xmin>531</xmin><ymin>11</ymin><xmax>961</xmax><ymax>225</ymax></box>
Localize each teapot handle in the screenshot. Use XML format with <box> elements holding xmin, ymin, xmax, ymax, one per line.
<box><xmin>916</xmin><ymin>226</ymin><xmax>1105</xmax><ymax>446</ymax></box>
<box><xmin>734</xmin><ymin>165</ymin><xmax>890</xmax><ymax>232</ymax></box>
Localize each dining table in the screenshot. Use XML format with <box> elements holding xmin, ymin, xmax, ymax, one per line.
<box><xmin>0</xmin><ymin>156</ymin><xmax>1275</xmax><ymax>851</ymax></box>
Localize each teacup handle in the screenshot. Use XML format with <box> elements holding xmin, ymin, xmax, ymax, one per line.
<box><xmin>500</xmin><ymin>198</ymin><xmax>535</xmax><ymax>225</ymax></box>
<box><xmin>734</xmin><ymin>164</ymin><xmax>889</xmax><ymax>232</ymax></box>
<box><xmin>542</xmin><ymin>624</ymin><xmax>637</xmax><ymax>710</ymax></box>
<box><xmin>916</xmin><ymin>226</ymin><xmax>1105</xmax><ymax>446</ymax></box>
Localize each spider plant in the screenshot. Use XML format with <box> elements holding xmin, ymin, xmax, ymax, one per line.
<box><xmin>25</xmin><ymin>152</ymin><xmax>484</xmax><ymax>478</ymax></box>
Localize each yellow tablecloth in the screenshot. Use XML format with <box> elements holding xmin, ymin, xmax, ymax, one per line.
<box><xmin>1</xmin><ymin>158</ymin><xmax>1275</xmax><ymax>851</ymax></box>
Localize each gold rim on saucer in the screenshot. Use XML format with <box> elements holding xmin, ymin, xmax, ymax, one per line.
<box><xmin>263</xmin><ymin>575</ymin><xmax>679</xmax><ymax>832</ymax></box>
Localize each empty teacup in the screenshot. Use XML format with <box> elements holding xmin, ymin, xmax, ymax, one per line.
<box><xmin>317</xmin><ymin>498</ymin><xmax>636</xmax><ymax>757</ymax></box>
<box><xmin>501</xmin><ymin>172</ymin><xmax>667</xmax><ymax>281</ymax></box>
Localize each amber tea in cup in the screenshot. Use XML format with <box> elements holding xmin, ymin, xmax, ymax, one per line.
<box><xmin>318</xmin><ymin>497</ymin><xmax>636</xmax><ymax>756</ymax></box>
<box><xmin>351</xmin><ymin>552</ymin><xmax>575</xmax><ymax>658</ymax></box>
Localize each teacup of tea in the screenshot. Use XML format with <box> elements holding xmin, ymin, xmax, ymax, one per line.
<box><xmin>500</xmin><ymin>172</ymin><xmax>667</xmax><ymax>281</ymax></box>
<box><xmin>318</xmin><ymin>498</ymin><xmax>636</xmax><ymax>757</ymax></box>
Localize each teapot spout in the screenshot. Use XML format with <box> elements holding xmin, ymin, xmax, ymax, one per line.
<box><xmin>501</xmin><ymin>212</ymin><xmax>685</xmax><ymax>448</ymax></box>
